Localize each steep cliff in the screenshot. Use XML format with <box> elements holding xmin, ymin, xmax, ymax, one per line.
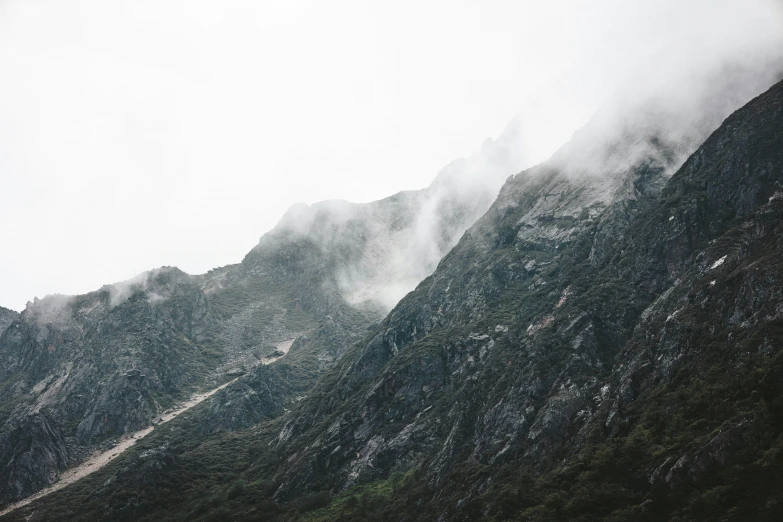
<box><xmin>0</xmin><ymin>308</ymin><xmax>17</xmax><ymax>338</ymax></box>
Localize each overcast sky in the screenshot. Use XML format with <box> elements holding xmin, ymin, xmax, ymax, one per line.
<box><xmin>1</xmin><ymin>0</ymin><xmax>782</xmax><ymax>311</ymax></box>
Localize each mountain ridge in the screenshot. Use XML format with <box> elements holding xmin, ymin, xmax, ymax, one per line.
<box><xmin>1</xmin><ymin>55</ymin><xmax>783</xmax><ymax>520</ymax></box>
<box><xmin>0</xmin><ymin>70</ymin><xmax>538</xmax><ymax>508</ymax></box>
<box><xmin>3</xmin><ymin>73</ymin><xmax>781</xmax><ymax>522</ymax></box>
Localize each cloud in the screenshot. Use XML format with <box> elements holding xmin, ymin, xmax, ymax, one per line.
<box><xmin>24</xmin><ymin>294</ymin><xmax>74</xmax><ymax>325</ymax></box>
<box><xmin>102</xmin><ymin>267</ymin><xmax>180</xmax><ymax>308</ymax></box>
<box><xmin>551</xmin><ymin>47</ymin><xmax>783</xmax><ymax>183</ymax></box>
<box><xmin>264</xmin><ymin>1</ymin><xmax>783</xmax><ymax>313</ymax></box>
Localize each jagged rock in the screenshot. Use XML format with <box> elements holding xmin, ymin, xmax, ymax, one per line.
<box><xmin>0</xmin><ymin>413</ymin><xmax>69</xmax><ymax>504</ymax></box>
<box><xmin>0</xmin><ymin>306</ymin><xmax>18</xmax><ymax>337</ymax></box>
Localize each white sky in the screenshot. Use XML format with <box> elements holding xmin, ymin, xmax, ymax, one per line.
<box><xmin>1</xmin><ymin>0</ymin><xmax>782</xmax><ymax>310</ymax></box>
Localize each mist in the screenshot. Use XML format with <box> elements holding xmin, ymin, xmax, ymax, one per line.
<box><xmin>264</xmin><ymin>3</ymin><xmax>783</xmax><ymax>313</ymax></box>
<box><xmin>1</xmin><ymin>0</ymin><xmax>782</xmax><ymax>310</ymax></box>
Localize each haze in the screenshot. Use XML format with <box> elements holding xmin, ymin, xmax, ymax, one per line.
<box><xmin>1</xmin><ymin>0</ymin><xmax>782</xmax><ymax>311</ymax></box>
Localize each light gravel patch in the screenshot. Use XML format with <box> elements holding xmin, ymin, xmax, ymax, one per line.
<box><xmin>0</xmin><ymin>378</ymin><xmax>238</xmax><ymax>519</ymax></box>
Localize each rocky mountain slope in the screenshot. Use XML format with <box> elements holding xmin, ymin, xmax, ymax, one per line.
<box><xmin>5</xmin><ymin>72</ymin><xmax>782</xmax><ymax>521</ymax></box>
<box><xmin>0</xmin><ymin>251</ymin><xmax>370</xmax><ymax>507</ymax></box>
<box><xmin>248</xmin><ymin>77</ymin><xmax>783</xmax><ymax>519</ymax></box>
<box><xmin>0</xmin><ymin>81</ymin><xmax>537</xmax><ymax>509</ymax></box>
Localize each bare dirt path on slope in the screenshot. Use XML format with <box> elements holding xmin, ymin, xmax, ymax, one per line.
<box><xmin>0</xmin><ymin>337</ymin><xmax>297</xmax><ymax>519</ymax></box>
<box><xmin>0</xmin><ymin>379</ymin><xmax>237</xmax><ymax>518</ymax></box>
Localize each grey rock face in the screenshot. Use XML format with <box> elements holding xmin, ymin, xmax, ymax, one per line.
<box><xmin>0</xmin><ymin>307</ymin><xmax>17</xmax><ymax>337</ymax></box>
<box><xmin>0</xmin><ymin>413</ymin><xmax>69</xmax><ymax>504</ymax></box>
<box><xmin>259</xmin><ymin>77</ymin><xmax>783</xmax><ymax>510</ymax></box>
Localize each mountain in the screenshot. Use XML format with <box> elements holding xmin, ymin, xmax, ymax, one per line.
<box><xmin>0</xmin><ymin>258</ymin><xmax>368</xmax><ymax>506</ymax></box>
<box><xmin>3</xmin><ymin>68</ymin><xmax>782</xmax><ymax>521</ymax></box>
<box><xmin>250</xmin><ymin>77</ymin><xmax>783</xmax><ymax>519</ymax></box>
<box><xmin>0</xmin><ymin>84</ymin><xmax>536</xmax><ymax>509</ymax></box>
<box><xmin>260</xmin><ymin>123</ymin><xmax>532</xmax><ymax>314</ymax></box>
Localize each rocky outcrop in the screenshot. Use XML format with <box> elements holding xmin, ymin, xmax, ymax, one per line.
<box><xmin>0</xmin><ymin>413</ymin><xmax>69</xmax><ymax>504</ymax></box>
<box><xmin>0</xmin><ymin>307</ymin><xmax>17</xmax><ymax>338</ymax></box>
